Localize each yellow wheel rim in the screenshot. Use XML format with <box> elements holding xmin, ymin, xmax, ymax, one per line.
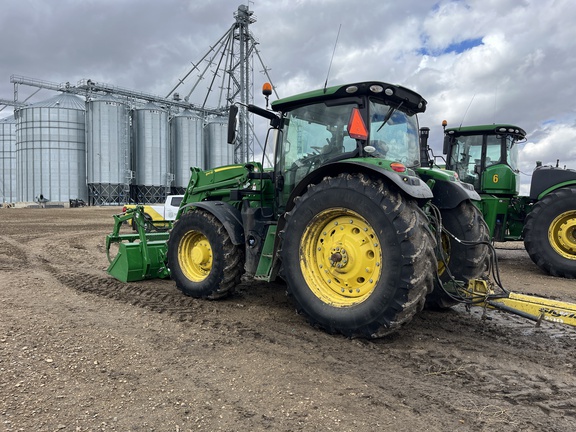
<box><xmin>178</xmin><ymin>231</ymin><xmax>213</xmax><ymax>281</ymax></box>
<box><xmin>300</xmin><ymin>208</ymin><xmax>382</xmax><ymax>307</ymax></box>
<box><xmin>548</xmin><ymin>210</ymin><xmax>576</xmax><ymax>260</ymax></box>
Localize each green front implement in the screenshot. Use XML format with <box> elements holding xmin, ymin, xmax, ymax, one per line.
<box><xmin>106</xmin><ymin>206</ymin><xmax>170</xmax><ymax>282</ymax></box>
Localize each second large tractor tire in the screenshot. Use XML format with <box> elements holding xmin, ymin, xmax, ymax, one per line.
<box><xmin>426</xmin><ymin>200</ymin><xmax>490</xmax><ymax>309</ymax></box>
<box><xmin>524</xmin><ymin>186</ymin><xmax>576</xmax><ymax>278</ymax></box>
<box><xmin>281</xmin><ymin>173</ymin><xmax>436</xmax><ymax>338</ymax></box>
<box><xmin>167</xmin><ymin>210</ymin><xmax>244</xmax><ymax>299</ymax></box>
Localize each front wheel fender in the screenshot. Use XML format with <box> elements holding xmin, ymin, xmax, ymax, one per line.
<box><xmin>180</xmin><ymin>201</ymin><xmax>244</xmax><ymax>245</ymax></box>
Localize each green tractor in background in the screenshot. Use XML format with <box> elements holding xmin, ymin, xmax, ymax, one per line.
<box><xmin>107</xmin><ymin>81</ymin><xmax>491</xmax><ymax>337</ymax></box>
<box><xmin>420</xmin><ymin>122</ymin><xmax>576</xmax><ymax>278</ymax></box>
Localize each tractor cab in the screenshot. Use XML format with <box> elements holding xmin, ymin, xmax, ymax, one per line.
<box><xmin>251</xmin><ymin>82</ymin><xmax>429</xmax><ymax>214</ymax></box>
<box><xmin>443</xmin><ymin>123</ymin><xmax>526</xmax><ymax>196</ymax></box>
<box><xmin>272</xmin><ymin>94</ymin><xmax>423</xmax><ymax>210</ymax></box>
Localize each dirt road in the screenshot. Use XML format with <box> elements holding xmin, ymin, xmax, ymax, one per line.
<box><xmin>1</xmin><ymin>207</ymin><xmax>575</xmax><ymax>431</ymax></box>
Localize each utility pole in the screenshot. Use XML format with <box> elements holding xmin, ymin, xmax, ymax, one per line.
<box><xmin>167</xmin><ymin>4</ymin><xmax>277</xmax><ymax>164</ymax></box>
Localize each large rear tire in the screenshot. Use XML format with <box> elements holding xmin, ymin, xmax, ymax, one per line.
<box><xmin>426</xmin><ymin>201</ymin><xmax>490</xmax><ymax>309</ymax></box>
<box><xmin>167</xmin><ymin>210</ymin><xmax>244</xmax><ymax>299</ymax></box>
<box><xmin>281</xmin><ymin>173</ymin><xmax>436</xmax><ymax>338</ymax></box>
<box><xmin>524</xmin><ymin>187</ymin><xmax>576</xmax><ymax>278</ymax></box>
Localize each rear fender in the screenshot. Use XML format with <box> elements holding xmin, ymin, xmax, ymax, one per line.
<box><xmin>530</xmin><ymin>165</ymin><xmax>576</xmax><ymax>200</ymax></box>
<box><xmin>180</xmin><ymin>201</ymin><xmax>244</xmax><ymax>245</ymax></box>
<box><xmin>536</xmin><ymin>181</ymin><xmax>576</xmax><ymax>201</ymax></box>
<box><xmin>417</xmin><ymin>168</ymin><xmax>480</xmax><ymax>209</ymax></box>
<box><xmin>428</xmin><ymin>179</ymin><xmax>481</xmax><ymax>209</ymax></box>
<box><xmin>285</xmin><ymin>160</ymin><xmax>433</xmax><ymax>213</ymax></box>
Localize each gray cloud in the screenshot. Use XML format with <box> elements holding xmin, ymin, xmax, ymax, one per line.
<box><xmin>1</xmin><ymin>0</ymin><xmax>575</xmax><ymax>193</ymax></box>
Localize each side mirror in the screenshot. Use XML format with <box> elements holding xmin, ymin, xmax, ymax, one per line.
<box><xmin>419</xmin><ymin>127</ymin><xmax>430</xmax><ymax>167</ymax></box>
<box><xmin>442</xmin><ymin>136</ymin><xmax>450</xmax><ymax>155</ymax></box>
<box><xmin>227</xmin><ymin>105</ymin><xmax>239</xmax><ymax>144</ymax></box>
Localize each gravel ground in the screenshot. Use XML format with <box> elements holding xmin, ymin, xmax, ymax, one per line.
<box><xmin>1</xmin><ymin>206</ymin><xmax>575</xmax><ymax>431</ymax></box>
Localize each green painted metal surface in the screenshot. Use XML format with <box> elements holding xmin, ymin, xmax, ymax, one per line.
<box><xmin>481</xmin><ymin>164</ymin><xmax>518</xmax><ymax>195</ymax></box>
<box><xmin>255</xmin><ymin>224</ymin><xmax>277</xmax><ymax>281</ymax></box>
<box><xmin>108</xmin><ymin>240</ymin><xmax>169</xmax><ymax>282</ymax></box>
<box><xmin>105</xmin><ymin>207</ymin><xmax>170</xmax><ymax>282</ymax></box>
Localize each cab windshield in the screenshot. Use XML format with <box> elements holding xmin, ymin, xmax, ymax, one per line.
<box><xmin>448</xmin><ymin>134</ymin><xmax>483</xmax><ymax>189</ymax></box>
<box><xmin>480</xmin><ymin>133</ymin><xmax>520</xmax><ymax>171</ymax></box>
<box><xmin>506</xmin><ymin>135</ymin><xmax>519</xmax><ymax>171</ymax></box>
<box><xmin>448</xmin><ymin>133</ymin><xmax>520</xmax><ymax>190</ymax></box>
<box><xmin>275</xmin><ymin>99</ymin><xmax>421</xmax><ymax>202</ymax></box>
<box><xmin>276</xmin><ymin>102</ymin><xmax>357</xmax><ymax>189</ymax></box>
<box><xmin>368</xmin><ymin>100</ymin><xmax>420</xmax><ymax>167</ymax></box>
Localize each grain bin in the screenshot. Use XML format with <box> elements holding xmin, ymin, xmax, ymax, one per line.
<box><xmin>205</xmin><ymin>115</ymin><xmax>234</xmax><ymax>168</ymax></box>
<box><xmin>170</xmin><ymin>109</ymin><xmax>204</xmax><ymax>193</ymax></box>
<box><xmin>15</xmin><ymin>93</ymin><xmax>87</xmax><ymax>204</ymax></box>
<box><xmin>86</xmin><ymin>94</ymin><xmax>130</xmax><ymax>205</ymax></box>
<box><xmin>0</xmin><ymin>115</ymin><xmax>16</xmax><ymax>204</ymax></box>
<box><xmin>131</xmin><ymin>102</ymin><xmax>170</xmax><ymax>203</ymax></box>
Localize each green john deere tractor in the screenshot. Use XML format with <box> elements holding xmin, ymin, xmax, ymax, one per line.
<box><xmin>107</xmin><ymin>81</ymin><xmax>492</xmax><ymax>337</ymax></box>
<box><xmin>420</xmin><ymin>121</ymin><xmax>576</xmax><ymax>278</ymax></box>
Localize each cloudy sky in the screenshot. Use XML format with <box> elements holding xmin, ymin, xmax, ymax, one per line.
<box><xmin>1</xmin><ymin>0</ymin><xmax>575</xmax><ymax>193</ymax></box>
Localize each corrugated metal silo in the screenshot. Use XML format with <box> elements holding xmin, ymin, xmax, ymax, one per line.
<box><xmin>205</xmin><ymin>116</ymin><xmax>234</xmax><ymax>169</ymax></box>
<box><xmin>86</xmin><ymin>94</ymin><xmax>130</xmax><ymax>205</ymax></box>
<box><xmin>131</xmin><ymin>102</ymin><xmax>170</xmax><ymax>203</ymax></box>
<box><xmin>15</xmin><ymin>93</ymin><xmax>87</xmax><ymax>204</ymax></box>
<box><xmin>0</xmin><ymin>115</ymin><xmax>17</xmax><ymax>204</ymax></box>
<box><xmin>170</xmin><ymin>109</ymin><xmax>204</xmax><ymax>193</ymax></box>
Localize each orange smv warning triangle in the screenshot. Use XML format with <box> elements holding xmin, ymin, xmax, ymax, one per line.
<box><xmin>347</xmin><ymin>108</ymin><xmax>368</xmax><ymax>140</ymax></box>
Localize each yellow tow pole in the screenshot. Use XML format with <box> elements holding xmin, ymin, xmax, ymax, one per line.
<box><xmin>467</xmin><ymin>280</ymin><xmax>576</xmax><ymax>327</ymax></box>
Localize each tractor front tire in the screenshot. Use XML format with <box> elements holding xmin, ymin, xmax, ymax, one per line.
<box><xmin>281</xmin><ymin>173</ymin><xmax>436</xmax><ymax>338</ymax></box>
<box><xmin>426</xmin><ymin>201</ymin><xmax>490</xmax><ymax>309</ymax></box>
<box><xmin>167</xmin><ymin>210</ymin><xmax>244</xmax><ymax>299</ymax></box>
<box><xmin>524</xmin><ymin>187</ymin><xmax>576</xmax><ymax>278</ymax></box>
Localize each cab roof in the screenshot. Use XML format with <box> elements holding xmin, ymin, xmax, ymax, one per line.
<box><xmin>445</xmin><ymin>124</ymin><xmax>526</xmax><ymax>139</ymax></box>
<box><xmin>271</xmin><ymin>81</ymin><xmax>427</xmax><ymax>115</ymax></box>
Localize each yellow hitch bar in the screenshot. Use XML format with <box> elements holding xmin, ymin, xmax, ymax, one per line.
<box><xmin>467</xmin><ymin>280</ymin><xmax>576</xmax><ymax>327</ymax></box>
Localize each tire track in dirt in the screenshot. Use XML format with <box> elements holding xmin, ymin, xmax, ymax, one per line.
<box><xmin>375</xmin><ymin>311</ymin><xmax>576</xmax><ymax>423</ymax></box>
<box><xmin>5</xmin><ymin>226</ymin><xmax>304</xmax><ymax>344</ymax></box>
<box><xmin>4</xmin><ymin>213</ymin><xmax>576</xmax><ymax>431</ymax></box>
<box><xmin>1</xmin><ymin>232</ymin><xmax>207</xmax><ymax>324</ymax></box>
<box><xmin>0</xmin><ymin>236</ymin><xmax>29</xmax><ymax>271</ymax></box>
<box><xmin>53</xmin><ymin>271</ymin><xmax>202</xmax><ymax>323</ymax></box>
